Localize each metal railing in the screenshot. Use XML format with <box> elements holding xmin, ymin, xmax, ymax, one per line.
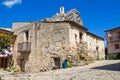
<box><xmin>110</xmin><ymin>36</ymin><xmax>120</xmax><ymax>42</ymax></box>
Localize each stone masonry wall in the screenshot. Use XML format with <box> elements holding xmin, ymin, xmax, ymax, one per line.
<box><xmin>28</xmin><ymin>22</ymin><xmax>70</xmax><ymax>72</ymax></box>
<box><xmin>13</xmin><ymin>22</ymin><xmax>70</xmax><ymax>73</ymax></box>
<box><xmin>12</xmin><ymin>22</ymin><xmax>32</xmax><ymax>31</ymax></box>
<box><xmin>68</xmin><ymin>24</ymin><xmax>87</xmax><ymax>56</ymax></box>
<box><xmin>87</xmin><ymin>34</ymin><xmax>105</xmax><ymax>59</ymax></box>
<box><xmin>12</xmin><ymin>21</ymin><xmax>105</xmax><ymax>73</ymax></box>
<box><xmin>13</xmin><ymin>22</ymin><xmax>36</xmax><ymax>72</ymax></box>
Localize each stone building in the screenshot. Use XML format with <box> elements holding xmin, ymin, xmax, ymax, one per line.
<box><xmin>12</xmin><ymin>7</ymin><xmax>105</xmax><ymax>72</ymax></box>
<box><xmin>105</xmin><ymin>27</ymin><xmax>120</xmax><ymax>56</ymax></box>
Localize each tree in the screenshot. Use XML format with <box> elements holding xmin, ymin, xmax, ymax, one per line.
<box><xmin>0</xmin><ymin>35</ymin><xmax>13</xmax><ymax>52</ymax></box>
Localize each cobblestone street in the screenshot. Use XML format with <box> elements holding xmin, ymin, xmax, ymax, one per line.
<box><xmin>0</xmin><ymin>60</ymin><xmax>120</xmax><ymax>80</ymax></box>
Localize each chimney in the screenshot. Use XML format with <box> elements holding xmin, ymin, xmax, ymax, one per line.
<box><xmin>60</xmin><ymin>6</ymin><xmax>65</xmax><ymax>14</ymax></box>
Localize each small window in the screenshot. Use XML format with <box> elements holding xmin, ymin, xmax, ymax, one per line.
<box><xmin>117</xmin><ymin>32</ymin><xmax>120</xmax><ymax>36</ymax></box>
<box><xmin>74</xmin><ymin>34</ymin><xmax>77</xmax><ymax>40</ymax></box>
<box><xmin>96</xmin><ymin>46</ymin><xmax>99</xmax><ymax>50</ymax></box>
<box><xmin>110</xmin><ymin>37</ymin><xmax>112</xmax><ymax>40</ymax></box>
<box><xmin>117</xmin><ymin>32</ymin><xmax>120</xmax><ymax>39</ymax></box>
<box><xmin>25</xmin><ymin>30</ymin><xmax>29</xmax><ymax>41</ymax></box>
<box><xmin>115</xmin><ymin>44</ymin><xmax>119</xmax><ymax>49</ymax></box>
<box><xmin>79</xmin><ymin>32</ymin><xmax>83</xmax><ymax>40</ymax></box>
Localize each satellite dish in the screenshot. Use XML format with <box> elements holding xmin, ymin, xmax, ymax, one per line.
<box><xmin>108</xmin><ymin>34</ymin><xmax>112</xmax><ymax>37</ymax></box>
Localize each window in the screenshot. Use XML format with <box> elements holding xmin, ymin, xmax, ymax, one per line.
<box><xmin>25</xmin><ymin>30</ymin><xmax>29</xmax><ymax>41</ymax></box>
<box><xmin>117</xmin><ymin>32</ymin><xmax>120</xmax><ymax>39</ymax></box>
<box><xmin>115</xmin><ymin>44</ymin><xmax>119</xmax><ymax>49</ymax></box>
<box><xmin>74</xmin><ymin>34</ymin><xmax>77</xmax><ymax>40</ymax></box>
<box><xmin>117</xmin><ymin>32</ymin><xmax>120</xmax><ymax>36</ymax></box>
<box><xmin>110</xmin><ymin>37</ymin><xmax>112</xmax><ymax>40</ymax></box>
<box><xmin>79</xmin><ymin>32</ymin><xmax>83</xmax><ymax>40</ymax></box>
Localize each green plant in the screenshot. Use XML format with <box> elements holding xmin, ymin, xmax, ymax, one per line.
<box><xmin>5</xmin><ymin>67</ymin><xmax>19</xmax><ymax>73</ymax></box>
<box><xmin>0</xmin><ymin>35</ymin><xmax>11</xmax><ymax>51</ymax></box>
<box><xmin>85</xmin><ymin>62</ymin><xmax>89</xmax><ymax>65</ymax></box>
<box><xmin>67</xmin><ymin>62</ymin><xmax>74</xmax><ymax>68</ymax></box>
<box><xmin>109</xmin><ymin>54</ymin><xmax>117</xmax><ymax>60</ymax></box>
<box><xmin>13</xmin><ymin>68</ymin><xmax>19</xmax><ymax>72</ymax></box>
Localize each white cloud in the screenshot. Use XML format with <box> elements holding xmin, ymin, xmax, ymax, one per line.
<box><xmin>2</xmin><ymin>0</ymin><xmax>22</xmax><ymax>8</ymax></box>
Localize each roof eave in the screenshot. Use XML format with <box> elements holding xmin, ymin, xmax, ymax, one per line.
<box><xmin>105</xmin><ymin>27</ymin><xmax>120</xmax><ymax>32</ymax></box>
<box><xmin>87</xmin><ymin>32</ymin><xmax>104</xmax><ymax>40</ymax></box>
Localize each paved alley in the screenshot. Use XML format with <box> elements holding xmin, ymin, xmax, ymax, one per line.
<box><xmin>0</xmin><ymin>60</ymin><xmax>120</xmax><ymax>80</ymax></box>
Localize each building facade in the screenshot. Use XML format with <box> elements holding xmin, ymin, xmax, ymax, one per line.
<box><xmin>12</xmin><ymin>7</ymin><xmax>105</xmax><ymax>72</ymax></box>
<box><xmin>105</xmin><ymin>27</ymin><xmax>120</xmax><ymax>54</ymax></box>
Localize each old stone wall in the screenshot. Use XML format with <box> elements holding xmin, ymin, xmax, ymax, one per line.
<box><xmin>98</xmin><ymin>40</ymin><xmax>105</xmax><ymax>59</ymax></box>
<box><xmin>12</xmin><ymin>22</ymin><xmax>36</xmax><ymax>72</ymax></box>
<box><xmin>12</xmin><ymin>22</ymin><xmax>32</xmax><ymax>31</ymax></box>
<box><xmin>87</xmin><ymin>34</ymin><xmax>105</xmax><ymax>59</ymax></box>
<box><xmin>12</xmin><ymin>22</ymin><xmax>70</xmax><ymax>73</ymax></box>
<box><xmin>69</xmin><ymin>24</ymin><xmax>87</xmax><ymax>48</ymax></box>
<box><xmin>68</xmin><ymin>23</ymin><xmax>87</xmax><ymax>56</ymax></box>
<box><xmin>31</xmin><ymin>22</ymin><xmax>70</xmax><ymax>72</ymax></box>
<box><xmin>12</xmin><ymin>21</ymin><xmax>105</xmax><ymax>73</ymax></box>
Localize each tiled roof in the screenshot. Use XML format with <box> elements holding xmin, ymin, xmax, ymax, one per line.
<box><xmin>0</xmin><ymin>28</ymin><xmax>13</xmax><ymax>34</ymax></box>
<box><xmin>105</xmin><ymin>27</ymin><xmax>120</xmax><ymax>32</ymax></box>
<box><xmin>87</xmin><ymin>32</ymin><xmax>104</xmax><ymax>40</ymax></box>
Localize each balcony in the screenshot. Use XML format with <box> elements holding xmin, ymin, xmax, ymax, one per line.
<box><xmin>110</xmin><ymin>36</ymin><xmax>120</xmax><ymax>42</ymax></box>
<box><xmin>18</xmin><ymin>42</ymin><xmax>31</xmax><ymax>52</ymax></box>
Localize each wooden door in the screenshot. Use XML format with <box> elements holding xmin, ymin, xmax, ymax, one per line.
<box><xmin>53</xmin><ymin>57</ymin><xmax>60</xmax><ymax>69</ymax></box>
<box><xmin>0</xmin><ymin>57</ymin><xmax>8</xmax><ymax>68</ymax></box>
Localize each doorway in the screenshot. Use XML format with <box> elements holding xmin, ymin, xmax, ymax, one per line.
<box><xmin>0</xmin><ymin>57</ymin><xmax>8</xmax><ymax>68</ymax></box>
<box><xmin>96</xmin><ymin>46</ymin><xmax>99</xmax><ymax>59</ymax></box>
<box><xmin>52</xmin><ymin>57</ymin><xmax>61</xmax><ymax>70</ymax></box>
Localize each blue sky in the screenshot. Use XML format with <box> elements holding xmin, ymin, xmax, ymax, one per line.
<box><xmin>0</xmin><ymin>0</ymin><xmax>120</xmax><ymax>39</ymax></box>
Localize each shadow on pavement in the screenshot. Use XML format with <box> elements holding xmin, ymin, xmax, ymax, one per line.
<box><xmin>91</xmin><ymin>62</ymin><xmax>120</xmax><ymax>71</ymax></box>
